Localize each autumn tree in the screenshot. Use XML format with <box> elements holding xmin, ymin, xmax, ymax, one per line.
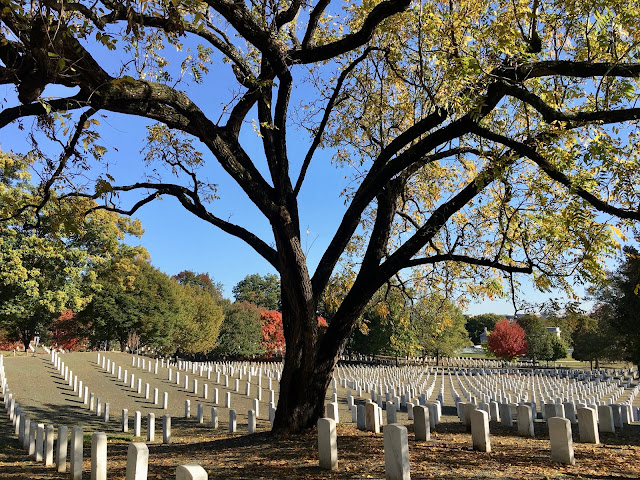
<box><xmin>261</xmin><ymin>310</ymin><xmax>286</xmax><ymax>356</ymax></box>
<box><xmin>173</xmin><ymin>270</ymin><xmax>225</xmax><ymax>303</ymax></box>
<box><xmin>411</xmin><ymin>295</ymin><xmax>469</xmax><ymax>364</ymax></box>
<box><xmin>0</xmin><ymin>152</ymin><xmax>143</xmax><ymax>350</ymax></box>
<box><xmin>2</xmin><ymin>0</ymin><xmax>640</xmax><ymax>431</ymax></box>
<box><xmin>486</xmin><ymin>318</ymin><xmax>527</xmax><ymax>361</ymax></box>
<box><xmin>48</xmin><ymin>310</ymin><xmax>88</xmax><ymax>351</ymax></box>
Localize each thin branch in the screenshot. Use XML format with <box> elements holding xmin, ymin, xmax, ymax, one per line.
<box><xmin>0</xmin><ymin>96</ymin><xmax>88</xmax><ymax>128</ymax></box>
<box><xmin>301</xmin><ymin>0</ymin><xmax>331</xmax><ymax>49</ymax></box>
<box><xmin>405</xmin><ymin>253</ymin><xmax>533</xmax><ymax>274</ymax></box>
<box><xmin>294</xmin><ymin>47</ymin><xmax>375</xmax><ymax>195</ymax></box>
<box><xmin>67</xmin><ymin>182</ymin><xmax>279</xmax><ymax>268</ymax></box>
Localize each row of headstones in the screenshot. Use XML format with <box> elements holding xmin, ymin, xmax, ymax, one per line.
<box><xmin>458</xmin><ymin>370</ymin><xmax>625</xmax><ymax>406</ymax></box>
<box><xmin>92</xmin><ymin>353</ymin><xmax>170</xmax><ymax>408</ymax></box>
<box><xmin>124</xmin><ymin>353</ymin><xmax>283</xmax><ymax>401</ymax></box>
<box><xmin>0</xmin><ymin>357</ymin><xmax>198</xmax><ymax>480</ymax></box>
<box><xmin>166</xmin><ymin>367</ymin><xmax>279</xmax><ymax>404</ymax></box>
<box><xmin>334</xmin><ymin>365</ymin><xmax>440</xmax><ymax>409</ymax></box>
<box><xmin>451</xmin><ymin>368</ymin><xmax>625</xmax><ymax>406</ymax></box>
<box><xmin>99</xmin><ymin>354</ymin><xmax>281</xmax><ymax>432</ymax></box>
<box><xmin>334</xmin><ymin>363</ymin><xmax>632</xmax><ymax>415</ymax></box>
<box><xmin>459</xmin><ymin>394</ymin><xmax>637</xmax><ymax>432</ymax></box>
<box><xmin>131</xmin><ymin>354</ymin><xmax>285</xmax><ymax>383</ymax></box>
<box><xmin>12</xmin><ymin>416</ymin><xmax>209</xmax><ymax>480</ymax></box>
<box><xmin>100</xmin><ymin>353</ymin><xmax>279</xmax><ymax>412</ymax></box>
<box><xmin>451</xmin><ymin>368</ymin><xmax>637</xmax><ymax>413</ymax></box>
<box><xmin>179</xmin><ymin>400</ymin><xmax>277</xmax><ymax>433</ymax></box>
<box><xmin>325</xmin><ymin>396</ymin><xmax>442</xmax><ymax>434</ymax></box>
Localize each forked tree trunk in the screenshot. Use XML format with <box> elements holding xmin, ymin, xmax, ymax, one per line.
<box><xmin>270</xmin><ymin>208</ymin><xmax>375</xmax><ymax>432</ymax></box>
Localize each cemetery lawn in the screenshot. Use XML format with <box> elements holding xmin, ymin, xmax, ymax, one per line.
<box><xmin>1</xmin><ymin>352</ymin><xmax>640</xmax><ymax>479</ymax></box>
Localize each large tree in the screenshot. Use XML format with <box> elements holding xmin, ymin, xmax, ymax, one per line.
<box><xmin>412</xmin><ymin>295</ymin><xmax>469</xmax><ymax>365</ymax></box>
<box><xmin>0</xmin><ymin>152</ymin><xmax>143</xmax><ymax>349</ymax></box>
<box><xmin>2</xmin><ymin>0</ymin><xmax>640</xmax><ymax>432</ymax></box>
<box><xmin>593</xmin><ymin>245</ymin><xmax>640</xmax><ymax>365</ymax></box>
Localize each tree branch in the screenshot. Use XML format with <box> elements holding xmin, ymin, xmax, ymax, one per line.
<box><xmin>301</xmin><ymin>0</ymin><xmax>331</xmax><ymax>49</ymax></box>
<box><xmin>292</xmin><ymin>0</ymin><xmax>411</xmax><ymax>64</ymax></box>
<box><xmin>502</xmin><ymin>82</ymin><xmax>640</xmax><ymax>124</ymax></box>
<box><xmin>69</xmin><ymin>182</ymin><xmax>279</xmax><ymax>268</ymax></box>
<box><xmin>494</xmin><ymin>61</ymin><xmax>640</xmax><ymax>82</ymax></box>
<box><xmin>472</xmin><ymin>125</ymin><xmax>640</xmax><ymax>221</ymax></box>
<box><xmin>0</xmin><ymin>95</ymin><xmax>88</xmax><ymax>128</ymax></box>
<box><xmin>294</xmin><ymin>47</ymin><xmax>375</xmax><ymax>195</ymax></box>
<box><xmin>404</xmin><ymin>254</ymin><xmax>533</xmax><ymax>273</ymax></box>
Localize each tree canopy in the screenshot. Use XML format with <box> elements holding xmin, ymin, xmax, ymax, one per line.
<box><xmin>2</xmin><ymin>0</ymin><xmax>640</xmax><ymax>431</ymax></box>
<box><xmin>591</xmin><ymin>245</ymin><xmax>640</xmax><ymax>365</ymax></box>
<box><xmin>232</xmin><ymin>273</ymin><xmax>281</xmax><ymax>311</ymax></box>
<box><xmin>411</xmin><ymin>295</ymin><xmax>469</xmax><ymax>363</ymax></box>
<box><xmin>465</xmin><ymin>313</ymin><xmax>501</xmax><ymax>345</ymax></box>
<box><xmin>0</xmin><ymin>151</ymin><xmax>143</xmax><ymax>349</ymax></box>
<box><xmin>486</xmin><ymin>318</ymin><xmax>528</xmax><ymax>361</ymax></box>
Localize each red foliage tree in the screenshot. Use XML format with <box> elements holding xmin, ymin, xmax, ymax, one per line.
<box><xmin>261</xmin><ymin>310</ymin><xmax>286</xmax><ymax>357</ymax></box>
<box><xmin>486</xmin><ymin>318</ymin><xmax>528</xmax><ymax>361</ymax></box>
<box><xmin>49</xmin><ymin>310</ymin><xmax>88</xmax><ymax>351</ymax></box>
<box><xmin>0</xmin><ymin>330</ymin><xmax>22</xmax><ymax>351</ymax></box>
<box><xmin>261</xmin><ymin>311</ymin><xmax>329</xmax><ymax>357</ymax></box>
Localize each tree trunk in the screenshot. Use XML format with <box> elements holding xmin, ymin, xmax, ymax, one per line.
<box><xmin>272</xmin><ymin>214</ymin><xmax>328</xmax><ymax>432</ymax></box>
<box><xmin>270</xmin><ymin>206</ymin><xmax>378</xmax><ymax>432</ymax></box>
<box><xmin>21</xmin><ymin>331</ymin><xmax>30</xmax><ymax>352</ymax></box>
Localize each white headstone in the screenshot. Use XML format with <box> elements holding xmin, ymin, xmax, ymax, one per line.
<box><xmin>548</xmin><ymin>417</ymin><xmax>575</xmax><ymax>465</ymax></box>
<box><xmin>70</xmin><ymin>427</ymin><xmax>83</xmax><ymax>480</ymax></box>
<box><xmin>384</xmin><ymin>424</ymin><xmax>410</xmax><ymax>480</ymax></box>
<box><xmin>471</xmin><ymin>409</ymin><xmax>491</xmax><ymax>452</ymax></box>
<box><xmin>517</xmin><ymin>405</ymin><xmax>534</xmax><ymax>437</ymax></box>
<box><xmin>176</xmin><ymin>464</ymin><xmax>208</xmax><ymax>480</ymax></box>
<box><xmin>91</xmin><ymin>432</ymin><xmax>107</xmax><ymax>480</ymax></box>
<box><xmin>147</xmin><ymin>413</ymin><xmax>155</xmax><ymax>442</ymax></box>
<box><xmin>413</xmin><ymin>405</ymin><xmax>430</xmax><ymax>441</ymax></box>
<box><xmin>125</xmin><ymin>442</ymin><xmax>149</xmax><ymax>480</ymax></box>
<box><xmin>56</xmin><ymin>425</ymin><xmax>68</xmax><ymax>473</ymax></box>
<box><xmin>577</xmin><ymin>407</ymin><xmax>599</xmax><ymax>444</ymax></box>
<box><xmin>317</xmin><ymin>417</ymin><xmax>338</xmax><ymax>470</ymax></box>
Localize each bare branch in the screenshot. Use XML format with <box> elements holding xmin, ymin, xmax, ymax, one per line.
<box><xmin>67</xmin><ymin>182</ymin><xmax>280</xmax><ymax>268</ymax></box>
